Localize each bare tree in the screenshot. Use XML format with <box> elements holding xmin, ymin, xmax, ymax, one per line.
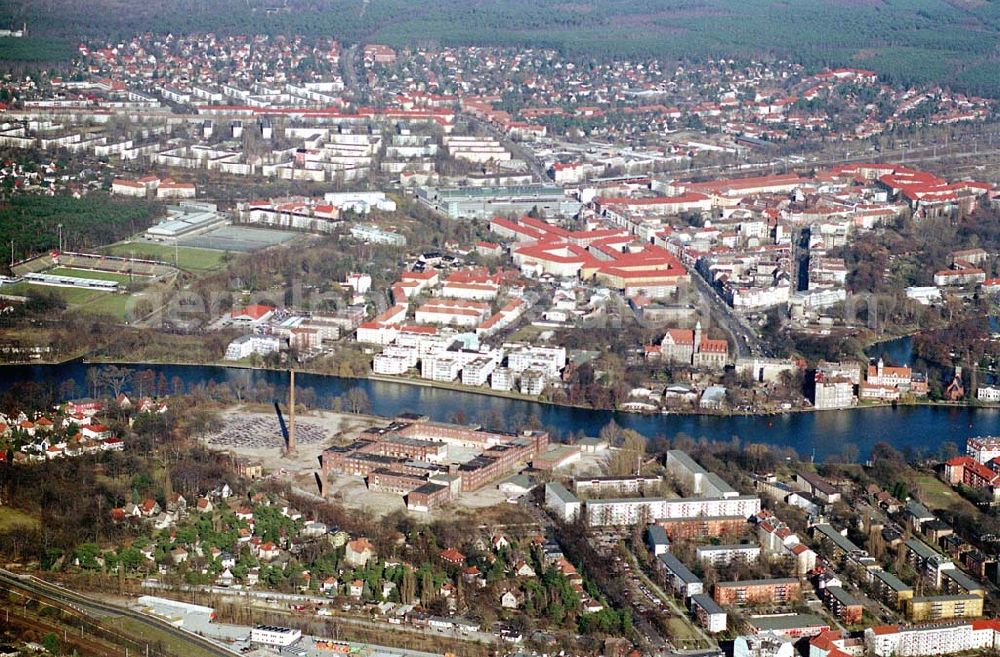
<box><xmin>99</xmin><ymin>365</ymin><xmax>134</xmax><ymax>398</ymax></box>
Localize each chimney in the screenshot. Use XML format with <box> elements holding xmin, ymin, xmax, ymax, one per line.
<box><xmin>287</xmin><ymin>369</ymin><xmax>296</xmax><ymax>454</ymax></box>
<box><xmin>315</xmin><ymin>470</ymin><xmax>327</xmax><ymax>498</ymax></box>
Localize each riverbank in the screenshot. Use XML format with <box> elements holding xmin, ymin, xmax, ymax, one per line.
<box><xmin>32</xmin><ymin>355</ymin><xmax>1000</xmax><ymax>419</ymax></box>
<box><xmin>75</xmin><ymin>356</ymin><xmax>824</xmax><ymax>418</ymax></box>
<box><xmin>2</xmin><ymin>359</ymin><xmax>999</xmax><ymax>460</ymax></box>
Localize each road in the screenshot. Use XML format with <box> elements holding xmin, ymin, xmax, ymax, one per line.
<box><xmin>0</xmin><ymin>568</ymin><xmax>239</xmax><ymax>657</ymax></box>
<box><xmin>688</xmin><ymin>268</ymin><xmax>764</xmax><ymax>358</ymax></box>
<box><xmin>466</xmin><ymin>115</ymin><xmax>549</xmax><ymax>182</ymax></box>
<box><xmin>618</xmin><ymin>546</ymin><xmax>714</xmax><ymax>651</ymax></box>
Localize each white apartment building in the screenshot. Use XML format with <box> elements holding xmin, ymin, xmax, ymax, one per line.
<box><xmin>324</xmin><ymin>191</ymin><xmax>396</xmax><ymax>213</ymax></box>
<box><xmin>545</xmin><ymin>482</ymin><xmax>581</xmax><ymax>522</ymax></box>
<box><xmin>415</xmin><ymin>299</ymin><xmax>491</xmax><ymax>327</ymax></box>
<box><xmin>731</xmin><ymin>284</ymin><xmax>791</xmax><ymax>311</ymax></box>
<box><xmin>111</xmin><ymin>179</ymin><xmax>148</xmax><ymax>197</ymax></box>
<box><xmin>813</xmin><ymin>375</ymin><xmax>856</xmax><ymax>410</ymax></box>
<box><xmin>865</xmin><ymin>621</ymin><xmax>1000</xmax><ymax>657</ymax></box>
<box><xmin>691</xmin><ymin>593</ymin><xmax>728</xmax><ymax>633</ymax></box>
<box><xmin>586</xmin><ymin>495</ymin><xmax>761</xmax><ymax>527</ymax></box>
<box><xmin>420</xmin><ymin>355</ymin><xmax>462</xmax><ymax>382</ymax></box>
<box><xmin>373</xmin><ymin>354</ymin><xmax>409</xmax><ymax>375</ymax></box>
<box><xmin>346</xmin><ymin>273</ymin><xmax>372</xmax><ymax>295</ymax></box>
<box><xmin>462</xmin><ymin>357</ymin><xmax>497</xmax><ymax>386</ymax></box>
<box><xmin>520</xmin><ymin>369</ymin><xmax>547</xmax><ymax>396</ymax></box>
<box><xmin>224</xmin><ymin>335</ymin><xmax>281</xmax><ymax>360</ymax></box>
<box><xmin>491</xmin><ymin>367</ymin><xmax>513</xmax><ymax>391</ymax></box>
<box><xmin>696</xmin><ymin>544</ymin><xmax>761</xmax><ymax>567</ymax></box>
<box><xmin>383</xmin><ymin>342</ymin><xmax>421</xmax><ymax>365</ymax></box>
<box><xmin>966</xmin><ymin>436</ymin><xmax>1000</xmax><ymax>464</ymax></box>
<box><xmin>505</xmin><ymin>344</ymin><xmax>567</xmax><ymax>376</ymax></box>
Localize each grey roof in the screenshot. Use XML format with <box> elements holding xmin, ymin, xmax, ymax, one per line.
<box><xmin>658</xmin><ymin>552</ymin><xmax>701</xmax><ymax>585</ymax></box>
<box><xmin>909</xmin><ymin>594</ymin><xmax>982</xmax><ymax>603</ymax></box>
<box><xmin>587</xmin><ymin>495</ymin><xmax>757</xmax><ymax>505</ymax></box>
<box><xmin>872</xmin><ymin>569</ymin><xmax>913</xmax><ymax>593</ymax></box>
<box><xmin>502</xmin><ymin>474</ymin><xmax>536</xmax><ymax>490</ymax></box>
<box><xmin>690</xmin><ymin>593</ymin><xmax>725</xmax><ymax>615</ymax></box>
<box><xmin>943</xmin><ymin>568</ymin><xmax>984</xmax><ymax>593</ymax></box>
<box><xmin>545</xmin><ymin>482</ymin><xmax>580</xmax><ymax>505</ymax></box>
<box><xmin>796</xmin><ymin>471</ymin><xmax>838</xmax><ymax>495</ymax></box>
<box><xmin>717</xmin><ymin>577</ymin><xmax>798</xmax><ymax>587</ymax></box>
<box><xmin>825</xmin><ymin>585</ymin><xmax>863</xmax><ymax>607</ymax></box>
<box><xmin>748</xmin><ymin>614</ymin><xmax>829</xmax><ymax>631</ymax></box>
<box><xmin>648</xmin><ymin>525</ymin><xmax>670</xmax><ymax>547</ymax></box>
<box><xmin>905</xmin><ymin>538</ymin><xmax>942</xmax><ymax>560</ymax></box>
<box><xmin>696</xmin><ymin>543</ymin><xmax>760</xmax><ymax>553</ymax></box>
<box><xmin>667</xmin><ymin>450</ymin><xmax>707</xmax><ymax>476</ymax></box>
<box><xmin>704</xmin><ymin>472</ymin><xmax>737</xmax><ymax>495</ymax></box>
<box><xmin>906</xmin><ymin>500</ymin><xmax>935</xmax><ymax>520</ymax></box>
<box><xmin>815</xmin><ymin>524</ymin><xmax>865</xmax><ymax>554</ymax></box>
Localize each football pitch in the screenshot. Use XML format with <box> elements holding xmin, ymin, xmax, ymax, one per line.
<box><xmin>47</xmin><ymin>266</ymin><xmax>137</xmax><ymax>283</ymax></box>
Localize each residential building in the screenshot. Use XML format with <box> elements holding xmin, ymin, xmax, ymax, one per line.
<box><xmin>691</xmin><ymin>593</ymin><xmax>728</xmax><ymax>633</ymax></box>
<box><xmin>520</xmin><ymin>368</ymin><xmax>547</xmax><ymax>396</ymax></box>
<box><xmin>350</xmin><ymin>224</ymin><xmax>406</xmax><ymax>246</ymax></box>
<box><xmin>905</xmin><ymin>594</ymin><xmax>984</xmax><ymax>622</ymax></box>
<box><xmin>586</xmin><ymin>495</ymin><xmax>760</xmax><ymax>527</ymax></box>
<box><xmin>545</xmin><ymin>482</ymin><xmax>581</xmax><ymax>522</ymax></box>
<box><xmin>794</xmin><ymin>471</ymin><xmax>841</xmax><ymax>503</ymax></box>
<box><xmin>734</xmin><ymin>632</ymin><xmax>795</xmax><ymax>657</ymax></box>
<box><xmin>224</xmin><ymin>335</ymin><xmax>281</xmax><ymax>360</ymax></box>
<box><xmin>865</xmin><ymin>619</ymin><xmax>1000</xmax><ymax>657</ymax></box>
<box><xmin>813</xmin><ymin>373</ymin><xmax>856</xmax><ymax>410</ymax></box>
<box><xmin>657</xmin><ymin>552</ymin><xmax>703</xmax><ymax>598</ymax></box>
<box><xmin>871</xmin><ymin>569</ymin><xmax>914</xmax><ymax>609</ymax></box>
<box><xmin>823</xmin><ymin>586</ymin><xmax>864</xmax><ymax>625</ymax></box>
<box><xmin>714</xmin><ymin>578</ymin><xmax>802</xmax><ymax>606</ymax></box>
<box><xmin>967</xmin><ymin>436</ymin><xmax>1000</xmax><ymax>464</ymax></box>
<box><xmin>696</xmin><ymin>544</ymin><xmax>761</xmax><ymax>567</ymax></box>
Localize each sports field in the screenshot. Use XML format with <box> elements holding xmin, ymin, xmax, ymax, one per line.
<box><xmin>101</xmin><ymin>243</ymin><xmax>228</xmax><ymax>273</ymax></box>
<box><xmin>47</xmin><ymin>266</ymin><xmax>135</xmax><ymax>283</ymax></box>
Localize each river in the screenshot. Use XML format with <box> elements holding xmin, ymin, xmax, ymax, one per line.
<box><xmin>0</xmin><ymin>356</ymin><xmax>996</xmax><ymax>461</ymax></box>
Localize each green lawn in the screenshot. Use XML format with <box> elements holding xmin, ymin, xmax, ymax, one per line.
<box><xmin>666</xmin><ymin>616</ymin><xmax>708</xmax><ymax>649</ymax></box>
<box><xmin>1</xmin><ymin>282</ymin><xmax>132</xmax><ymax>320</ymax></box>
<box><xmin>79</xmin><ymin>293</ymin><xmax>134</xmax><ymax>320</ymax></box>
<box><xmin>101</xmin><ymin>243</ymin><xmax>227</xmax><ymax>273</ymax></box>
<box><xmin>0</xmin><ymin>507</ymin><xmax>39</xmax><ymax>532</ymax></box>
<box><xmin>47</xmin><ymin>267</ymin><xmax>134</xmax><ymax>283</ymax></box>
<box><xmin>914</xmin><ymin>472</ymin><xmax>977</xmax><ymax>514</ymax></box>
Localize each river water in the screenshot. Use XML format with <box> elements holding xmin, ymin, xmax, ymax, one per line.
<box><xmin>0</xmin><ymin>352</ymin><xmax>996</xmax><ymax>461</ymax></box>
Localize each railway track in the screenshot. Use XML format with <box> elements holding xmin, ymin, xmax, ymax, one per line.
<box><xmin>0</xmin><ymin>568</ymin><xmax>239</xmax><ymax>657</ymax></box>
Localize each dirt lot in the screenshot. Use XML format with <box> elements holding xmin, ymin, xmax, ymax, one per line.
<box><xmin>202</xmin><ymin>407</ymin><xmax>378</xmax><ymax>474</ymax></box>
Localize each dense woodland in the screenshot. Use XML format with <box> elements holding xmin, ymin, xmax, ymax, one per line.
<box><xmin>1</xmin><ymin>0</ymin><xmax>999</xmax><ymax>97</ymax></box>
<box><xmin>0</xmin><ymin>194</ymin><xmax>160</xmax><ymax>262</ymax></box>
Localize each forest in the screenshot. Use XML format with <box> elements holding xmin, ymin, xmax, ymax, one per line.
<box><xmin>0</xmin><ymin>194</ymin><xmax>160</xmax><ymax>262</ymax></box>
<box><xmin>1</xmin><ymin>0</ymin><xmax>999</xmax><ymax>97</ymax></box>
